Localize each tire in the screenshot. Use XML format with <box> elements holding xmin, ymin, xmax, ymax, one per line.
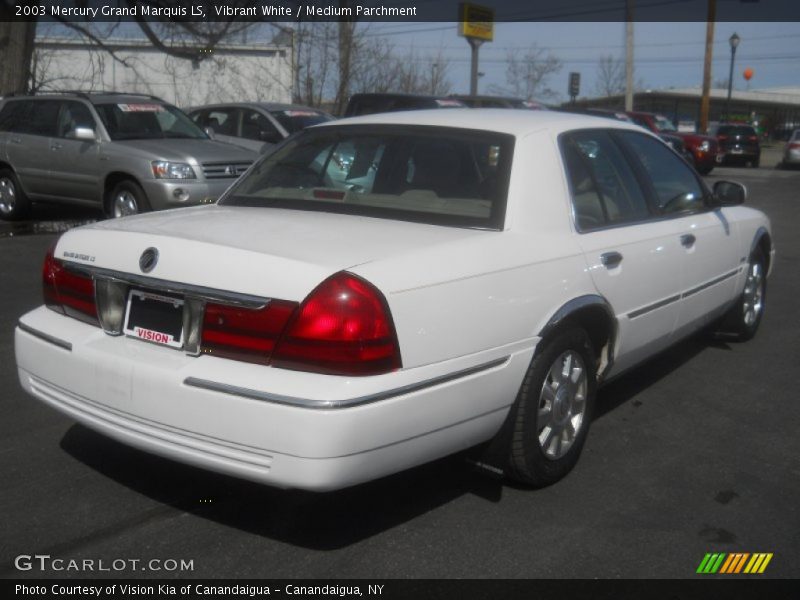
<box><xmin>721</xmin><ymin>249</ymin><xmax>767</xmax><ymax>341</ymax></box>
<box><xmin>0</xmin><ymin>168</ymin><xmax>31</xmax><ymax>221</ymax></box>
<box><xmin>106</xmin><ymin>180</ymin><xmax>152</xmax><ymax>219</ymax></box>
<box><xmin>507</xmin><ymin>327</ymin><xmax>597</xmax><ymax>487</ymax></box>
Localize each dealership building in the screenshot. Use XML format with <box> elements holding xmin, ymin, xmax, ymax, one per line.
<box><xmin>573</xmin><ymin>87</ymin><xmax>800</xmax><ymax>139</ymax></box>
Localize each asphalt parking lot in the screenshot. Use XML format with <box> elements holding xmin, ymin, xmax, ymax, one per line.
<box><xmin>1</xmin><ymin>159</ymin><xmax>798</xmax><ymax>580</ymax></box>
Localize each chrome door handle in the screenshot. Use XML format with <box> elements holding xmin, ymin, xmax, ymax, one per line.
<box><xmin>601</xmin><ymin>251</ymin><xmax>623</xmax><ymax>268</ymax></box>
<box><xmin>50</xmin><ymin>142</ymin><xmax>63</xmax><ymax>150</ymax></box>
<box><xmin>680</xmin><ymin>234</ymin><xmax>696</xmax><ymax>248</ymax></box>
<box><xmin>10</xmin><ymin>136</ymin><xmax>21</xmax><ymax>144</ymax></box>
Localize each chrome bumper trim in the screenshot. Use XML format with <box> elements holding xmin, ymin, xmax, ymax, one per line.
<box><xmin>184</xmin><ymin>356</ymin><xmax>511</xmax><ymax>410</ymax></box>
<box><xmin>17</xmin><ymin>322</ymin><xmax>72</xmax><ymax>351</ymax></box>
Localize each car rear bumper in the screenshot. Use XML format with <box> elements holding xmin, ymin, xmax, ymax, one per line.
<box><xmin>16</xmin><ymin>306</ymin><xmax>532</xmax><ymax>491</ymax></box>
<box><xmin>141</xmin><ymin>178</ymin><xmax>237</xmax><ymax>210</ymax></box>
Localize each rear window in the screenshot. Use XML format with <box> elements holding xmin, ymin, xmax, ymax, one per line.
<box><xmin>221</xmin><ymin>125</ymin><xmax>513</xmax><ymax>230</ymax></box>
<box><xmin>717</xmin><ymin>125</ymin><xmax>756</xmax><ymax>136</ymax></box>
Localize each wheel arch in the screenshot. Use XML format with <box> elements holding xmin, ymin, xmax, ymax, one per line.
<box><xmin>750</xmin><ymin>226</ymin><xmax>772</xmax><ymax>274</ymax></box>
<box><xmin>103</xmin><ymin>171</ymin><xmax>142</xmax><ymax>208</ymax></box>
<box><xmin>538</xmin><ymin>294</ymin><xmax>618</xmax><ymax>382</ymax></box>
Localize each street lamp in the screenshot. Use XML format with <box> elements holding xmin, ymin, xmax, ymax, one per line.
<box><xmin>726</xmin><ymin>32</ymin><xmax>740</xmax><ymax>121</ymax></box>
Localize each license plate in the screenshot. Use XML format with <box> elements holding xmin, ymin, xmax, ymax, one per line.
<box><xmin>731</xmin><ymin>148</ymin><xmax>744</xmax><ymax>154</ymax></box>
<box><xmin>123</xmin><ymin>290</ymin><xmax>184</xmax><ymax>349</ymax></box>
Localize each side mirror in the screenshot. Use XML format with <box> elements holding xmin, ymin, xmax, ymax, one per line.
<box><xmin>204</xmin><ymin>127</ymin><xmax>215</xmax><ymax>139</ymax></box>
<box><xmin>70</xmin><ymin>127</ymin><xmax>97</xmax><ymax>142</ymax></box>
<box><xmin>713</xmin><ymin>180</ymin><xmax>747</xmax><ymax>206</ymax></box>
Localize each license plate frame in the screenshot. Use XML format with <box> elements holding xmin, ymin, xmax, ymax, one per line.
<box><xmin>123</xmin><ymin>289</ymin><xmax>185</xmax><ymax>349</ymax></box>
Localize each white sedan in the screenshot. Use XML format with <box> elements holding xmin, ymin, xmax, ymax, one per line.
<box><xmin>15</xmin><ymin>110</ymin><xmax>773</xmax><ymax>491</ymax></box>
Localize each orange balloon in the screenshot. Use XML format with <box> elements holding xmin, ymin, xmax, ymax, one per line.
<box><xmin>743</xmin><ymin>67</ymin><xmax>754</xmax><ymax>81</ymax></box>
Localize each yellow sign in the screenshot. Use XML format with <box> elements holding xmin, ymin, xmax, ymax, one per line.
<box><xmin>458</xmin><ymin>3</ymin><xmax>494</xmax><ymax>42</ymax></box>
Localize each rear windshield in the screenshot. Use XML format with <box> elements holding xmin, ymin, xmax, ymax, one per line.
<box><xmin>220</xmin><ymin>125</ymin><xmax>513</xmax><ymax>230</ymax></box>
<box><xmin>717</xmin><ymin>125</ymin><xmax>756</xmax><ymax>136</ymax></box>
<box><xmin>270</xmin><ymin>110</ymin><xmax>333</xmax><ymax>134</ymax></box>
<box><xmin>95</xmin><ymin>102</ymin><xmax>207</xmax><ymax>140</ymax></box>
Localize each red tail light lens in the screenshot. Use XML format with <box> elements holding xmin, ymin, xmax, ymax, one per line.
<box><xmin>790</xmin><ymin>143</ymin><xmax>800</xmax><ymax>150</ymax></box>
<box><xmin>718</xmin><ymin>135</ymin><xmax>728</xmax><ymax>141</ymax></box>
<box><xmin>272</xmin><ymin>272</ymin><xmax>402</xmax><ymax>376</ymax></box>
<box><xmin>42</xmin><ymin>244</ymin><xmax>98</xmax><ymax>325</ymax></box>
<box><xmin>201</xmin><ymin>300</ymin><xmax>298</xmax><ymax>365</ymax></box>
<box><xmin>748</xmin><ymin>135</ymin><xmax>758</xmax><ymax>142</ymax></box>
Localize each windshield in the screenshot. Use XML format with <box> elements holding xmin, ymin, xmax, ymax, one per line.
<box><xmin>95</xmin><ymin>102</ymin><xmax>208</xmax><ymax>140</ymax></box>
<box><xmin>270</xmin><ymin>110</ymin><xmax>333</xmax><ymax>134</ymax></box>
<box><xmin>221</xmin><ymin>125</ymin><xmax>513</xmax><ymax>229</ymax></box>
<box><xmin>654</xmin><ymin>116</ymin><xmax>677</xmax><ymax>132</ymax></box>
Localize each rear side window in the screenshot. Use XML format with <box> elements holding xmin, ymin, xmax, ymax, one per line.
<box><xmin>0</xmin><ymin>101</ymin><xmax>30</xmax><ymax>132</ymax></box>
<box><xmin>617</xmin><ymin>131</ymin><xmax>706</xmax><ymax>215</ymax></box>
<box><xmin>57</xmin><ymin>101</ymin><xmax>96</xmax><ymax>138</ymax></box>
<box><xmin>14</xmin><ymin>100</ymin><xmax>59</xmax><ymax>136</ymax></box>
<box><xmin>561</xmin><ymin>130</ymin><xmax>651</xmax><ymax>231</ymax></box>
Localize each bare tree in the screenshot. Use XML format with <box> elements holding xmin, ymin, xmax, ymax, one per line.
<box><xmin>489</xmin><ymin>46</ymin><xmax>562</xmax><ymax>101</ymax></box>
<box><xmin>0</xmin><ymin>2</ymin><xmax>36</xmax><ymax>95</ymax></box>
<box><xmin>595</xmin><ymin>54</ymin><xmax>626</xmax><ymax>97</ymax></box>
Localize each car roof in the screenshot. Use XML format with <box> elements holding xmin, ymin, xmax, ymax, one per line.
<box><xmin>322</xmin><ymin>108</ymin><xmax>647</xmax><ymax>138</ymax></box>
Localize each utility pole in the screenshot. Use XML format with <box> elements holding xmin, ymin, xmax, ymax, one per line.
<box><xmin>625</xmin><ymin>0</ymin><xmax>634</xmax><ymax>111</ymax></box>
<box><xmin>699</xmin><ymin>0</ymin><xmax>716</xmax><ymax>134</ymax></box>
<box><xmin>469</xmin><ymin>38</ymin><xmax>483</xmax><ymax>95</ymax></box>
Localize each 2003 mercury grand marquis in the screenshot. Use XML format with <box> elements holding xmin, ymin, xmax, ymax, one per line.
<box><xmin>15</xmin><ymin>110</ymin><xmax>773</xmax><ymax>490</ymax></box>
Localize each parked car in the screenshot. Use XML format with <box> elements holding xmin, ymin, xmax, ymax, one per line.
<box><xmin>626</xmin><ymin>111</ymin><xmax>719</xmax><ymax>174</ymax></box>
<box><xmin>782</xmin><ymin>129</ymin><xmax>800</xmax><ymax>167</ymax></box>
<box><xmin>709</xmin><ymin>123</ymin><xmax>761</xmax><ymax>167</ymax></box>
<box><xmin>187</xmin><ymin>103</ymin><xmax>334</xmax><ymax>154</ymax></box>
<box><xmin>15</xmin><ymin>109</ymin><xmax>773</xmax><ymax>492</ymax></box>
<box><xmin>344</xmin><ymin>93</ymin><xmax>466</xmax><ymax>117</ymax></box>
<box><xmin>0</xmin><ymin>92</ymin><xmax>256</xmax><ymax>220</ymax></box>
<box><xmin>450</xmin><ymin>95</ymin><xmax>546</xmax><ymax>110</ymax></box>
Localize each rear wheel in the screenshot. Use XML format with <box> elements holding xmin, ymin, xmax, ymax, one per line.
<box><xmin>0</xmin><ymin>169</ymin><xmax>31</xmax><ymax>221</ymax></box>
<box><xmin>107</xmin><ymin>180</ymin><xmax>151</xmax><ymax>218</ymax></box>
<box><xmin>507</xmin><ymin>328</ymin><xmax>597</xmax><ymax>487</ymax></box>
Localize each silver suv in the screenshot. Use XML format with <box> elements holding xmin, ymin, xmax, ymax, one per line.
<box><xmin>0</xmin><ymin>92</ymin><xmax>256</xmax><ymax>220</ymax></box>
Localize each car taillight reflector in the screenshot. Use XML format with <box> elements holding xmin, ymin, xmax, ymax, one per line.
<box><xmin>271</xmin><ymin>272</ymin><xmax>402</xmax><ymax>376</ymax></box>
<box><xmin>718</xmin><ymin>135</ymin><xmax>728</xmax><ymax>141</ymax></box>
<box><xmin>748</xmin><ymin>135</ymin><xmax>758</xmax><ymax>142</ymax></box>
<box><xmin>789</xmin><ymin>143</ymin><xmax>800</xmax><ymax>150</ymax></box>
<box><xmin>201</xmin><ymin>300</ymin><xmax>298</xmax><ymax>364</ymax></box>
<box><xmin>42</xmin><ymin>245</ymin><xmax>98</xmax><ymax>325</ymax></box>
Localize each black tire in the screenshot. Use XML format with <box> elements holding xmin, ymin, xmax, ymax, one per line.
<box><xmin>507</xmin><ymin>327</ymin><xmax>597</xmax><ymax>487</ymax></box>
<box><xmin>0</xmin><ymin>168</ymin><xmax>31</xmax><ymax>221</ymax></box>
<box><xmin>721</xmin><ymin>249</ymin><xmax>767</xmax><ymax>341</ymax></box>
<box><xmin>106</xmin><ymin>180</ymin><xmax>152</xmax><ymax>219</ymax></box>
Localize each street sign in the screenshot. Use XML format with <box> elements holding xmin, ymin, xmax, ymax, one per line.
<box><xmin>569</xmin><ymin>72</ymin><xmax>581</xmax><ymax>98</ymax></box>
<box><xmin>458</xmin><ymin>3</ymin><xmax>494</xmax><ymax>42</ymax></box>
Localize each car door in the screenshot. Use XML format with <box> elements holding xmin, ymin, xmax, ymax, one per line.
<box><xmin>617</xmin><ymin>130</ymin><xmax>741</xmax><ymax>335</ymax></box>
<box><xmin>3</xmin><ymin>99</ymin><xmax>59</xmax><ymax>198</ymax></box>
<box><xmin>239</xmin><ymin>108</ymin><xmax>285</xmax><ymax>154</ymax></box>
<box><xmin>562</xmin><ymin>130</ymin><xmax>685</xmax><ymax>376</ymax></box>
<box><xmin>202</xmin><ymin>107</ymin><xmax>243</xmax><ymax>149</ymax></box>
<box><xmin>48</xmin><ymin>100</ymin><xmax>101</xmax><ymax>202</ymax></box>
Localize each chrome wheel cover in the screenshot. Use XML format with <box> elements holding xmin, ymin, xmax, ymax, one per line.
<box><xmin>742</xmin><ymin>261</ymin><xmax>764</xmax><ymax>327</ymax></box>
<box><xmin>113</xmin><ymin>189</ymin><xmax>138</xmax><ymax>218</ymax></box>
<box><xmin>537</xmin><ymin>350</ymin><xmax>587</xmax><ymax>460</ymax></box>
<box><xmin>0</xmin><ymin>177</ymin><xmax>17</xmax><ymax>215</ymax></box>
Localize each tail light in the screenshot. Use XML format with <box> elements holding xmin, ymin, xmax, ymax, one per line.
<box><xmin>271</xmin><ymin>272</ymin><xmax>402</xmax><ymax>376</ymax></box>
<box><xmin>717</xmin><ymin>135</ymin><xmax>728</xmax><ymax>141</ymax></box>
<box><xmin>790</xmin><ymin>143</ymin><xmax>800</xmax><ymax>150</ymax></box>
<box><xmin>748</xmin><ymin>135</ymin><xmax>758</xmax><ymax>142</ymax></box>
<box><xmin>201</xmin><ymin>300</ymin><xmax>297</xmax><ymax>364</ymax></box>
<box><xmin>42</xmin><ymin>244</ymin><xmax>99</xmax><ymax>325</ymax></box>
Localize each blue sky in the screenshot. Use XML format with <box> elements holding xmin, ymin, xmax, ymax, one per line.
<box><xmin>362</xmin><ymin>21</ymin><xmax>800</xmax><ymax>101</ymax></box>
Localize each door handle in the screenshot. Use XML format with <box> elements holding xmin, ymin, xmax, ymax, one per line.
<box><xmin>10</xmin><ymin>136</ymin><xmax>21</xmax><ymax>144</ymax></box>
<box><xmin>601</xmin><ymin>251</ymin><xmax>623</xmax><ymax>268</ymax></box>
<box><xmin>50</xmin><ymin>142</ymin><xmax>63</xmax><ymax>151</ymax></box>
<box><xmin>680</xmin><ymin>234</ymin><xmax>696</xmax><ymax>248</ymax></box>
